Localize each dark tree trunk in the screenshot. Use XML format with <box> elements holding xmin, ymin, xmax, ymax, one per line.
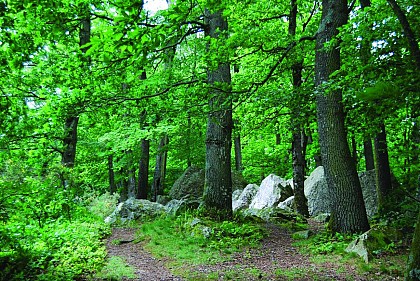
<box><xmin>61</xmin><ymin>7</ymin><xmax>90</xmax><ymax>179</ymax></box>
<box><xmin>405</xmin><ymin>210</ymin><xmax>420</xmax><ymax>281</ymax></box>
<box><xmin>234</xmin><ymin>123</ymin><xmax>243</xmax><ymax>172</ymax></box>
<box><xmin>137</xmin><ymin>138</ymin><xmax>150</xmax><ymax>199</ymax></box>
<box><xmin>363</xmin><ymin>138</ymin><xmax>375</xmax><ymax>171</ymax></box>
<box><xmin>152</xmin><ymin>135</ymin><xmax>169</xmax><ymax>202</ymax></box>
<box><xmin>202</xmin><ymin>7</ymin><xmax>233</xmax><ymax>217</ymax></box>
<box><xmin>276</xmin><ymin>133</ymin><xmax>281</xmax><ymax>145</ymax></box>
<box><xmin>126</xmin><ymin>150</ymin><xmax>136</xmax><ymax>199</ymax></box>
<box><xmin>387</xmin><ymin>0</ymin><xmax>420</xmax><ymax>70</ymax></box>
<box><xmin>186</xmin><ymin>115</ymin><xmax>192</xmax><ymax>167</ymax></box>
<box><xmin>351</xmin><ymin>134</ymin><xmax>357</xmax><ymax>166</ymax></box>
<box><xmin>315</xmin><ymin>0</ymin><xmax>369</xmax><ymax>233</ymax></box>
<box><xmin>288</xmin><ymin>0</ymin><xmax>309</xmax><ymax>217</ymax></box>
<box><xmin>292</xmin><ymin>130</ymin><xmax>310</xmax><ymax>217</ymax></box>
<box><xmin>62</xmin><ymin>116</ymin><xmax>79</xmax><ymax>168</ymax></box>
<box><xmin>108</xmin><ymin>154</ymin><xmax>117</xmax><ymax>194</ymax></box>
<box><xmin>374</xmin><ymin>123</ymin><xmax>393</xmax><ymax>211</ymax></box>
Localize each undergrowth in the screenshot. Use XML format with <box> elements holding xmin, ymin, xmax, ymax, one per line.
<box><xmin>135</xmin><ymin>211</ymin><xmax>267</xmax><ymax>275</ymax></box>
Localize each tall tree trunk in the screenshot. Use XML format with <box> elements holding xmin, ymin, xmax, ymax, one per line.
<box><xmin>62</xmin><ymin>116</ymin><xmax>79</xmax><ymax>168</ymax></box>
<box><xmin>137</xmin><ymin>138</ymin><xmax>150</xmax><ymax>199</ymax></box>
<box><xmin>405</xmin><ymin>210</ymin><xmax>420</xmax><ymax>281</ymax></box>
<box><xmin>61</xmin><ymin>7</ymin><xmax>90</xmax><ymax>182</ymax></box>
<box><xmin>364</xmin><ymin>138</ymin><xmax>375</xmax><ymax>171</ymax></box>
<box><xmin>288</xmin><ymin>0</ymin><xmax>309</xmax><ymax>217</ymax></box>
<box><xmin>152</xmin><ymin>135</ymin><xmax>169</xmax><ymax>202</ymax></box>
<box><xmin>126</xmin><ymin>150</ymin><xmax>136</xmax><ymax>199</ymax></box>
<box><xmin>315</xmin><ymin>0</ymin><xmax>369</xmax><ymax>233</ymax></box>
<box><xmin>108</xmin><ymin>154</ymin><xmax>117</xmax><ymax>194</ymax></box>
<box><xmin>234</xmin><ymin>120</ymin><xmax>243</xmax><ymax>172</ymax></box>
<box><xmin>202</xmin><ymin>6</ymin><xmax>233</xmax><ymax>217</ymax></box>
<box><xmin>186</xmin><ymin>115</ymin><xmax>192</xmax><ymax>167</ymax></box>
<box><xmin>386</xmin><ymin>0</ymin><xmax>420</xmax><ymax>70</ymax></box>
<box><xmin>374</xmin><ymin>123</ymin><xmax>393</xmax><ymax>212</ymax></box>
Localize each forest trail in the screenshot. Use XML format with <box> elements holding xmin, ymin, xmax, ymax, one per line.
<box><xmin>105</xmin><ymin>223</ymin><xmax>373</xmax><ymax>281</ymax></box>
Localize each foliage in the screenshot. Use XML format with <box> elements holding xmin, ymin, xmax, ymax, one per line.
<box><xmin>94</xmin><ymin>256</ymin><xmax>136</xmax><ymax>281</ymax></box>
<box><xmin>135</xmin><ymin>211</ymin><xmax>267</xmax><ymax>271</ymax></box>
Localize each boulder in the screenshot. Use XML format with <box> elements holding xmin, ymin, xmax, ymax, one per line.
<box><xmin>105</xmin><ymin>198</ymin><xmax>166</xmax><ymax>224</ymax></box>
<box><xmin>278</xmin><ymin>196</ymin><xmax>295</xmax><ymax>212</ymax></box>
<box><xmin>169</xmin><ymin>166</ymin><xmax>205</xmax><ymax>200</ymax></box>
<box><xmin>304</xmin><ymin>166</ymin><xmax>378</xmax><ymax>217</ymax></box>
<box><xmin>358</xmin><ymin>170</ymin><xmax>378</xmax><ymax>218</ymax></box>
<box><xmin>169</xmin><ymin>167</ymin><xmax>248</xmax><ymax>201</ymax></box>
<box><xmin>304</xmin><ymin>166</ymin><xmax>330</xmax><ymax>216</ymax></box>
<box><xmin>345</xmin><ymin>226</ymin><xmax>403</xmax><ymax>263</ymax></box>
<box><xmin>165</xmin><ymin>199</ymin><xmax>200</xmax><ymax>216</ymax></box>
<box><xmin>249</xmin><ymin>174</ymin><xmax>293</xmax><ymax>209</ymax></box>
<box><xmin>232</xmin><ymin>184</ymin><xmax>259</xmax><ymax>211</ymax></box>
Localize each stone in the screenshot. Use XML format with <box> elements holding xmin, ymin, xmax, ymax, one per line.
<box><xmin>165</xmin><ymin>199</ymin><xmax>200</xmax><ymax>216</ymax></box>
<box><xmin>345</xmin><ymin>226</ymin><xmax>403</xmax><ymax>263</ymax></box>
<box><xmin>169</xmin><ymin>167</ymin><xmax>248</xmax><ymax>201</ymax></box>
<box><xmin>249</xmin><ymin>174</ymin><xmax>293</xmax><ymax>209</ymax></box>
<box><xmin>304</xmin><ymin>166</ymin><xmax>330</xmax><ymax>216</ymax></box>
<box><xmin>169</xmin><ymin>166</ymin><xmax>205</xmax><ymax>201</ymax></box>
<box><xmin>292</xmin><ymin>230</ymin><xmax>313</xmax><ymax>240</ymax></box>
<box><xmin>105</xmin><ymin>198</ymin><xmax>166</xmax><ymax>224</ymax></box>
<box><xmin>278</xmin><ymin>196</ymin><xmax>295</xmax><ymax>212</ymax></box>
<box><xmin>232</xmin><ymin>184</ymin><xmax>259</xmax><ymax>211</ymax></box>
<box><xmin>304</xmin><ymin>166</ymin><xmax>379</xmax><ymax>218</ymax></box>
<box><xmin>358</xmin><ymin>170</ymin><xmax>378</xmax><ymax>218</ymax></box>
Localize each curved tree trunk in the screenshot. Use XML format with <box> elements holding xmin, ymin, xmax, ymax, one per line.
<box><xmin>202</xmin><ymin>6</ymin><xmax>233</xmax><ymax>218</ymax></box>
<box><xmin>315</xmin><ymin>0</ymin><xmax>369</xmax><ymax>233</ymax></box>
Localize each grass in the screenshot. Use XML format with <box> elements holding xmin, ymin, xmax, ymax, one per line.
<box><xmin>94</xmin><ymin>256</ymin><xmax>136</xmax><ymax>281</ymax></box>
<box><xmin>134</xmin><ymin>212</ymin><xmax>267</xmax><ymax>278</ymax></box>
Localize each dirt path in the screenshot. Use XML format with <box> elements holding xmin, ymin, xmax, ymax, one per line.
<box><xmin>104</xmin><ymin>223</ymin><xmax>385</xmax><ymax>281</ymax></box>
<box><xmin>106</xmin><ymin>228</ymin><xmax>182</xmax><ymax>281</ymax></box>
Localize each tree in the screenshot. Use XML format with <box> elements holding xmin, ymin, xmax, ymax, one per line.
<box><xmin>406</xmin><ymin>210</ymin><xmax>420</xmax><ymax>281</ymax></box>
<box><xmin>289</xmin><ymin>0</ymin><xmax>310</xmax><ymax>217</ymax></box>
<box><xmin>315</xmin><ymin>0</ymin><xmax>370</xmax><ymax>233</ymax></box>
<box><xmin>202</xmin><ymin>3</ymin><xmax>233</xmax><ymax>217</ymax></box>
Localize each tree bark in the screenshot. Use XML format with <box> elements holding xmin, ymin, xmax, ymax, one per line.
<box><xmin>62</xmin><ymin>116</ymin><xmax>79</xmax><ymax>168</ymax></box>
<box><xmin>288</xmin><ymin>0</ymin><xmax>309</xmax><ymax>217</ymax></box>
<box><xmin>137</xmin><ymin>138</ymin><xmax>150</xmax><ymax>199</ymax></box>
<box><xmin>363</xmin><ymin>138</ymin><xmax>375</xmax><ymax>171</ymax></box>
<box><xmin>315</xmin><ymin>0</ymin><xmax>369</xmax><ymax>233</ymax></box>
<box><xmin>126</xmin><ymin>150</ymin><xmax>136</xmax><ymax>199</ymax></box>
<box><xmin>152</xmin><ymin>135</ymin><xmax>169</xmax><ymax>202</ymax></box>
<box><xmin>234</xmin><ymin>122</ymin><xmax>243</xmax><ymax>172</ymax></box>
<box><xmin>405</xmin><ymin>210</ymin><xmax>420</xmax><ymax>281</ymax></box>
<box><xmin>108</xmin><ymin>154</ymin><xmax>117</xmax><ymax>194</ymax></box>
<box><xmin>374</xmin><ymin>123</ymin><xmax>393</xmax><ymax>211</ymax></box>
<box><xmin>386</xmin><ymin>0</ymin><xmax>420</xmax><ymax>70</ymax></box>
<box><xmin>202</xmin><ymin>6</ymin><xmax>233</xmax><ymax>217</ymax></box>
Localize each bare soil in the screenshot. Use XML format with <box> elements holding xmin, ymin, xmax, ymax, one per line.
<box><xmin>104</xmin><ymin>221</ymin><xmax>403</xmax><ymax>281</ymax></box>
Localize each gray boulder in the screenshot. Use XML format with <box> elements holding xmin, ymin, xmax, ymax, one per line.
<box><xmin>105</xmin><ymin>198</ymin><xmax>166</xmax><ymax>224</ymax></box>
<box><xmin>345</xmin><ymin>226</ymin><xmax>402</xmax><ymax>263</ymax></box>
<box><xmin>278</xmin><ymin>195</ymin><xmax>295</xmax><ymax>212</ymax></box>
<box><xmin>304</xmin><ymin>166</ymin><xmax>378</xmax><ymax>217</ymax></box>
<box><xmin>232</xmin><ymin>184</ymin><xmax>259</xmax><ymax>211</ymax></box>
<box><xmin>359</xmin><ymin>170</ymin><xmax>378</xmax><ymax>218</ymax></box>
<box><xmin>304</xmin><ymin>166</ymin><xmax>330</xmax><ymax>216</ymax></box>
<box><xmin>249</xmin><ymin>174</ymin><xmax>293</xmax><ymax>209</ymax></box>
<box><xmin>169</xmin><ymin>167</ymin><xmax>248</xmax><ymax>201</ymax></box>
<box><xmin>169</xmin><ymin>166</ymin><xmax>205</xmax><ymax>200</ymax></box>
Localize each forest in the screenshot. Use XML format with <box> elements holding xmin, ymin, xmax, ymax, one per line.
<box><xmin>0</xmin><ymin>0</ymin><xmax>419</xmax><ymax>280</ymax></box>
